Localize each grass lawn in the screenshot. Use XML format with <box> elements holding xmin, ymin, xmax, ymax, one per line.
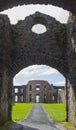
<box><xmin>0</xmin><ymin>103</ymin><xmax>33</xmax><ymax>130</ymax></box>
<box><xmin>12</xmin><ymin>103</ymin><xmax>33</xmax><ymax>122</ymax></box>
<box><xmin>42</xmin><ymin>103</ymin><xmax>66</xmax><ymax>122</ymax></box>
<box><xmin>42</xmin><ymin>103</ymin><xmax>76</xmax><ymax>130</ymax></box>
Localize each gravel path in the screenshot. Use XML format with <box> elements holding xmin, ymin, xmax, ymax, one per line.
<box><xmin>9</xmin><ymin>103</ymin><xmax>66</xmax><ymax>130</ymax></box>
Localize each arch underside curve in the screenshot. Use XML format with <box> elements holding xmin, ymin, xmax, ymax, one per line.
<box><xmin>9</xmin><ymin>53</ymin><xmax>68</xmax><ymax>78</ymax></box>
<box><xmin>0</xmin><ymin>0</ymin><xmax>76</xmax><ymax>14</ymax></box>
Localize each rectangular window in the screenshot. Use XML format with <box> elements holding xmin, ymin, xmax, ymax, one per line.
<box><xmin>15</xmin><ymin>88</ymin><xmax>18</xmax><ymax>93</ymax></box>
<box><xmin>36</xmin><ymin>84</ymin><xmax>40</xmax><ymax>91</ymax></box>
<box><xmin>15</xmin><ymin>95</ymin><xmax>18</xmax><ymax>102</ymax></box>
<box><xmin>29</xmin><ymin>85</ymin><xmax>32</xmax><ymax>91</ymax></box>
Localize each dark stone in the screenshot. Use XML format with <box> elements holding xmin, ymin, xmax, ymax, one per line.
<box><xmin>0</xmin><ymin>11</ymin><xmax>76</xmax><ymax>127</ymax></box>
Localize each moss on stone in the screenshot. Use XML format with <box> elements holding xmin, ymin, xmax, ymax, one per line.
<box><xmin>55</xmin><ymin>24</ymin><xmax>67</xmax><ymax>45</ymax></box>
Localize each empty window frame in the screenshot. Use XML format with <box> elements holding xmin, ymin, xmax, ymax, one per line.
<box><xmin>15</xmin><ymin>88</ymin><xmax>18</xmax><ymax>93</ymax></box>
<box><xmin>15</xmin><ymin>95</ymin><xmax>18</xmax><ymax>102</ymax></box>
<box><xmin>36</xmin><ymin>84</ymin><xmax>40</xmax><ymax>91</ymax></box>
<box><xmin>29</xmin><ymin>85</ymin><xmax>32</xmax><ymax>91</ymax></box>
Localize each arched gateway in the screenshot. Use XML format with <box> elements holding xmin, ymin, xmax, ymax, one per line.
<box><xmin>0</xmin><ymin>1</ymin><xmax>76</xmax><ymax>126</ymax></box>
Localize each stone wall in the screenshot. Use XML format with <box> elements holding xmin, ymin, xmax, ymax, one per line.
<box><xmin>0</xmin><ymin>10</ymin><xmax>76</xmax><ymax>126</ymax></box>
<box><xmin>26</xmin><ymin>80</ymin><xmax>56</xmax><ymax>103</ymax></box>
<box><xmin>0</xmin><ymin>15</ymin><xmax>12</xmax><ymax>124</ymax></box>
<box><xmin>9</xmin><ymin>12</ymin><xmax>68</xmax><ymax>77</ymax></box>
<box><xmin>57</xmin><ymin>88</ymin><xmax>65</xmax><ymax>103</ymax></box>
<box><xmin>66</xmin><ymin>13</ymin><xmax>76</xmax><ymax>125</ymax></box>
<box><xmin>13</xmin><ymin>81</ymin><xmax>64</xmax><ymax>103</ymax></box>
<box><xmin>13</xmin><ymin>85</ymin><xmax>26</xmax><ymax>102</ymax></box>
<box><xmin>0</xmin><ymin>12</ymin><xmax>68</xmax><ymax>125</ymax></box>
<box><xmin>53</xmin><ymin>86</ymin><xmax>65</xmax><ymax>103</ymax></box>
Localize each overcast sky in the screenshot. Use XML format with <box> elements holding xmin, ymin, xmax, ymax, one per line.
<box><xmin>0</xmin><ymin>4</ymin><xmax>69</xmax><ymax>86</ymax></box>
<box><xmin>13</xmin><ymin>65</ymin><xmax>65</xmax><ymax>86</ymax></box>
<box><xmin>1</xmin><ymin>4</ymin><xmax>69</xmax><ymax>24</ymax></box>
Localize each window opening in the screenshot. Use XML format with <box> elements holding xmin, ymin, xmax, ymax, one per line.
<box><xmin>36</xmin><ymin>84</ymin><xmax>40</xmax><ymax>91</ymax></box>
<box><xmin>15</xmin><ymin>95</ymin><xmax>18</xmax><ymax>102</ymax></box>
<box><xmin>32</xmin><ymin>24</ymin><xmax>47</xmax><ymax>34</ymax></box>
<box><xmin>29</xmin><ymin>85</ymin><xmax>32</xmax><ymax>91</ymax></box>
<box><xmin>15</xmin><ymin>88</ymin><xmax>18</xmax><ymax>93</ymax></box>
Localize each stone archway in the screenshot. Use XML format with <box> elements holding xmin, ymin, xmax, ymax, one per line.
<box><xmin>9</xmin><ymin>12</ymin><xmax>68</xmax><ymax>76</ymax></box>
<box><xmin>0</xmin><ymin>10</ymin><xmax>76</xmax><ymax>126</ymax></box>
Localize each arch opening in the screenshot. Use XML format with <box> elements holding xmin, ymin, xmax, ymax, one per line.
<box><xmin>12</xmin><ymin>65</ymin><xmax>66</xmax><ymax>125</ymax></box>
<box><xmin>13</xmin><ymin>65</ymin><xmax>65</xmax><ymax>103</ymax></box>
<box><xmin>13</xmin><ymin>65</ymin><xmax>65</xmax><ymax>86</ymax></box>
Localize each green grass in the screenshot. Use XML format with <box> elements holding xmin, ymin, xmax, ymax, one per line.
<box><xmin>0</xmin><ymin>103</ymin><xmax>76</xmax><ymax>130</ymax></box>
<box><xmin>42</xmin><ymin>103</ymin><xmax>76</xmax><ymax>130</ymax></box>
<box><xmin>0</xmin><ymin>103</ymin><xmax>33</xmax><ymax>130</ymax></box>
<box><xmin>42</xmin><ymin>103</ymin><xmax>66</xmax><ymax>122</ymax></box>
<box><xmin>12</xmin><ymin>103</ymin><xmax>33</xmax><ymax>122</ymax></box>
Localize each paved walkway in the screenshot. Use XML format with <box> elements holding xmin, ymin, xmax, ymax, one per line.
<box><xmin>9</xmin><ymin>103</ymin><xmax>66</xmax><ymax>130</ymax></box>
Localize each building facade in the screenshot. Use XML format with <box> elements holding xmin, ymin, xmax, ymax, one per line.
<box><xmin>13</xmin><ymin>85</ymin><xmax>26</xmax><ymax>102</ymax></box>
<box><xmin>26</xmin><ymin>80</ymin><xmax>57</xmax><ymax>103</ymax></box>
<box><xmin>13</xmin><ymin>80</ymin><xmax>65</xmax><ymax>103</ymax></box>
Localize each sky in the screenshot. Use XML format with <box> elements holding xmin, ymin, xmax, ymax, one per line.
<box><xmin>13</xmin><ymin>65</ymin><xmax>65</xmax><ymax>86</ymax></box>
<box><xmin>0</xmin><ymin>4</ymin><xmax>69</xmax><ymax>86</ymax></box>
<box><xmin>1</xmin><ymin>4</ymin><xmax>69</xmax><ymax>24</ymax></box>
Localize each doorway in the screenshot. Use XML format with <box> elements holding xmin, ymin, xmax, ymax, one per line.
<box><xmin>36</xmin><ymin>94</ymin><xmax>40</xmax><ymax>103</ymax></box>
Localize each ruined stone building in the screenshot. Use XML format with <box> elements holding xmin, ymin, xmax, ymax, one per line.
<box><xmin>1</xmin><ymin>0</ymin><xmax>76</xmax><ymax>126</ymax></box>
<box><xmin>13</xmin><ymin>85</ymin><xmax>26</xmax><ymax>102</ymax></box>
<box><xmin>13</xmin><ymin>80</ymin><xmax>65</xmax><ymax>103</ymax></box>
<box><xmin>54</xmin><ymin>86</ymin><xmax>65</xmax><ymax>103</ymax></box>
